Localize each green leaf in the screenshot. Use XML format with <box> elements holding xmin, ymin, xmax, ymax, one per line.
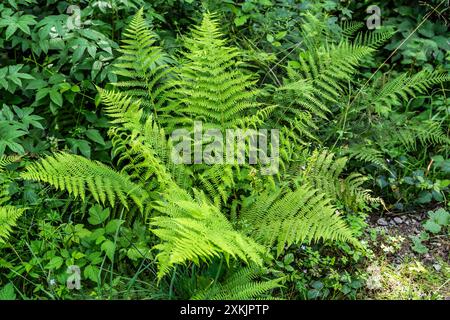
<box><xmin>416</xmin><ymin>191</ymin><xmax>432</xmax><ymax>204</ymax></box>
<box><xmin>45</xmin><ymin>256</ymin><xmax>64</xmax><ymax>270</ymax></box>
<box><xmin>0</xmin><ymin>283</ymin><xmax>16</xmax><ymax>300</ymax></box>
<box><xmin>411</xmin><ymin>236</ymin><xmax>428</xmax><ymax>254</ymax></box>
<box><xmin>85</xmin><ymin>129</ymin><xmax>106</xmax><ymax>145</ymax></box>
<box><xmin>67</xmin><ymin>138</ymin><xmax>91</xmax><ymax>158</ymax></box>
<box><xmin>36</xmin><ymin>88</ymin><xmax>50</xmax><ymax>100</ymax></box>
<box><xmin>84</xmin><ymin>265</ymin><xmax>100</xmax><ymax>283</ymax></box>
<box><xmin>101</xmin><ymin>240</ymin><xmax>115</xmax><ymax>261</ymax></box>
<box><xmin>105</xmin><ymin>219</ymin><xmax>124</xmax><ymax>234</ymax></box>
<box><xmin>5</xmin><ymin>25</ymin><xmax>18</xmax><ymax>40</ymax></box>
<box><xmin>283</xmin><ymin>253</ymin><xmax>294</xmax><ymax>265</ymax></box>
<box><xmin>423</xmin><ymin>220</ymin><xmax>441</xmax><ymax>234</ymax></box>
<box><xmin>88</xmin><ymin>205</ymin><xmax>110</xmax><ymax>225</ymax></box>
<box><xmin>49</xmin><ymin>89</ymin><xmax>63</xmax><ymax>107</ymax></box>
<box><xmin>234</xmin><ymin>15</ymin><xmax>248</xmax><ymax>27</ymax></box>
<box><xmin>429</xmin><ymin>208</ymin><xmax>450</xmax><ymax>226</ymax></box>
<box><xmin>91</xmin><ymin>61</ymin><xmax>102</xmax><ymax>79</ymax></box>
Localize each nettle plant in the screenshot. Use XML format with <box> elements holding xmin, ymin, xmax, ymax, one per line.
<box><xmin>9</xmin><ymin>10</ymin><xmax>373</xmax><ymax>294</ymax></box>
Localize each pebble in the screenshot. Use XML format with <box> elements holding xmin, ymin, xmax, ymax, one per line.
<box><xmin>394</xmin><ymin>217</ymin><xmax>403</xmax><ymax>224</ymax></box>
<box><xmin>433</xmin><ymin>264</ymin><xmax>441</xmax><ymax>271</ymax></box>
<box><xmin>377</xmin><ymin>218</ymin><xmax>388</xmax><ymax>226</ymax></box>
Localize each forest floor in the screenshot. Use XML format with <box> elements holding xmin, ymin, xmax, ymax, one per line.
<box><xmin>362</xmin><ymin>207</ymin><xmax>449</xmax><ymax>299</ymax></box>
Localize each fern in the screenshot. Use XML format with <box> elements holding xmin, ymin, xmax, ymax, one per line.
<box><xmin>340</xmin><ymin>20</ymin><xmax>364</xmax><ymax>39</ymax></box>
<box><xmin>275</xmin><ymin>37</ymin><xmax>375</xmax><ymax>145</ymax></box>
<box><xmin>240</xmin><ymin>186</ymin><xmax>359</xmax><ymax>256</ymax></box>
<box><xmin>191</xmin><ymin>266</ymin><xmax>282</xmax><ymax>300</ymax></box>
<box><xmin>0</xmin><ymin>206</ymin><xmax>25</xmax><ymax>244</ymax></box>
<box><xmin>21</xmin><ymin>153</ymin><xmax>149</xmax><ymax>212</ymax></box>
<box><xmin>0</xmin><ymin>155</ymin><xmax>20</xmax><ymax>172</ymax></box>
<box><xmin>285</xmin><ymin>150</ymin><xmax>380</xmax><ymax>210</ymax></box>
<box><xmin>345</xmin><ymin>119</ymin><xmax>450</xmax><ymax>171</ymax></box>
<box><xmin>344</xmin><ymin>145</ymin><xmax>388</xmax><ymax>170</ymax></box>
<box><xmin>98</xmin><ymin>87</ymin><xmax>192</xmax><ymax>190</ymax></box>
<box><xmin>353</xmin><ymin>28</ymin><xmax>396</xmax><ymax>49</ymax></box>
<box><xmin>18</xmin><ymin>11</ymin><xmax>384</xmax><ymax>283</ymax></box>
<box><xmin>151</xmin><ymin>187</ymin><xmax>267</xmax><ymax>279</ymax></box>
<box><xmin>171</xmin><ymin>13</ymin><xmax>262</xmax><ymax>129</ymax></box>
<box><xmin>112</xmin><ymin>8</ymin><xmax>173</xmax><ymax>122</ymax></box>
<box><xmin>394</xmin><ymin>120</ymin><xmax>450</xmax><ymax>151</ymax></box>
<box><xmin>367</xmin><ymin>70</ymin><xmax>450</xmax><ymax>115</ymax></box>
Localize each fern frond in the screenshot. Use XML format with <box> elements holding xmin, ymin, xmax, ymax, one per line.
<box><xmin>113</xmin><ymin>8</ymin><xmax>174</xmax><ymax>120</ymax></box>
<box><xmin>344</xmin><ymin>145</ymin><xmax>388</xmax><ymax>170</ymax></box>
<box><xmin>0</xmin><ymin>206</ymin><xmax>25</xmax><ymax>244</ymax></box>
<box><xmin>240</xmin><ymin>186</ymin><xmax>359</xmax><ymax>256</ymax></box>
<box><xmin>191</xmin><ymin>266</ymin><xmax>282</xmax><ymax>300</ymax></box>
<box><xmin>368</xmin><ymin>70</ymin><xmax>449</xmax><ymax>115</ymax></box>
<box><xmin>340</xmin><ymin>20</ymin><xmax>364</xmax><ymax>39</ymax></box>
<box><xmin>354</xmin><ymin>28</ymin><xmax>396</xmax><ymax>49</ymax></box>
<box><xmin>172</xmin><ymin>13</ymin><xmax>262</xmax><ymax>129</ymax></box>
<box><xmin>395</xmin><ymin>120</ymin><xmax>450</xmax><ymax>151</ymax></box>
<box><xmin>21</xmin><ymin>153</ymin><xmax>149</xmax><ymax>212</ymax></box>
<box><xmin>280</xmin><ymin>41</ymin><xmax>374</xmax><ymax>130</ymax></box>
<box><xmin>0</xmin><ymin>155</ymin><xmax>20</xmax><ymax>172</ymax></box>
<box><xmin>151</xmin><ymin>187</ymin><xmax>267</xmax><ymax>279</ymax></box>
<box><xmin>197</xmin><ymin>164</ymin><xmax>235</xmax><ymax>207</ymax></box>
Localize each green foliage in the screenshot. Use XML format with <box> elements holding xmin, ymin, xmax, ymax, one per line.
<box><xmin>241</xmin><ymin>186</ymin><xmax>359</xmax><ymax>256</ymax></box>
<box><xmin>0</xmin><ymin>283</ymin><xmax>16</xmax><ymax>300</ymax></box>
<box><xmin>21</xmin><ymin>153</ymin><xmax>149</xmax><ymax>212</ymax></box>
<box><xmin>191</xmin><ymin>266</ymin><xmax>282</xmax><ymax>300</ymax></box>
<box><xmin>172</xmin><ymin>13</ymin><xmax>262</xmax><ymax>129</ymax></box>
<box><xmin>152</xmin><ymin>187</ymin><xmax>267</xmax><ymax>279</ymax></box>
<box><xmin>18</xmin><ymin>11</ymin><xmax>361</xmax><ymax>283</ymax></box>
<box><xmin>112</xmin><ymin>8</ymin><xmax>173</xmax><ymax>121</ymax></box>
<box><xmin>423</xmin><ymin>208</ymin><xmax>449</xmax><ymax>234</ymax></box>
<box><xmin>410</xmin><ymin>208</ymin><xmax>449</xmax><ymax>255</ymax></box>
<box><xmin>0</xmin><ymin>205</ymin><xmax>25</xmax><ymax>244</ymax></box>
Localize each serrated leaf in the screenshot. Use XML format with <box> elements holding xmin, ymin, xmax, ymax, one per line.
<box><xmin>101</xmin><ymin>240</ymin><xmax>115</xmax><ymax>261</ymax></box>
<box><xmin>0</xmin><ymin>283</ymin><xmax>16</xmax><ymax>300</ymax></box>
<box><xmin>49</xmin><ymin>89</ymin><xmax>63</xmax><ymax>107</ymax></box>
<box><xmin>45</xmin><ymin>256</ymin><xmax>64</xmax><ymax>270</ymax></box>
<box><xmin>88</xmin><ymin>205</ymin><xmax>110</xmax><ymax>225</ymax></box>
<box><xmin>105</xmin><ymin>219</ymin><xmax>124</xmax><ymax>234</ymax></box>
<box><xmin>85</xmin><ymin>129</ymin><xmax>106</xmax><ymax>145</ymax></box>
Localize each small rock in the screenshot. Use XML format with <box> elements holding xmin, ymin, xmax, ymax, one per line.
<box><xmin>377</xmin><ymin>218</ymin><xmax>388</xmax><ymax>226</ymax></box>
<box><xmin>394</xmin><ymin>217</ymin><xmax>403</xmax><ymax>224</ymax></box>
<box><xmin>389</xmin><ymin>220</ymin><xmax>396</xmax><ymax>226</ymax></box>
<box><xmin>405</xmin><ymin>219</ymin><xmax>410</xmax><ymax>225</ymax></box>
<box><xmin>433</xmin><ymin>264</ymin><xmax>441</xmax><ymax>272</ymax></box>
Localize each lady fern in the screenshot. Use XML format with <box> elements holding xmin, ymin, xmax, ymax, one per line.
<box><xmin>151</xmin><ymin>187</ymin><xmax>267</xmax><ymax>279</ymax></box>
<box><xmin>191</xmin><ymin>266</ymin><xmax>282</xmax><ymax>300</ymax></box>
<box><xmin>0</xmin><ymin>206</ymin><xmax>25</xmax><ymax>244</ymax></box>
<box><xmin>21</xmin><ymin>153</ymin><xmax>149</xmax><ymax>212</ymax></box>
<box><xmin>19</xmin><ymin>11</ymin><xmax>365</xmax><ymax>281</ymax></box>
<box><xmin>171</xmin><ymin>13</ymin><xmax>262</xmax><ymax>129</ymax></box>
<box><xmin>112</xmin><ymin>8</ymin><xmax>174</xmax><ymax>122</ymax></box>
<box><xmin>240</xmin><ymin>186</ymin><xmax>359</xmax><ymax>256</ymax></box>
